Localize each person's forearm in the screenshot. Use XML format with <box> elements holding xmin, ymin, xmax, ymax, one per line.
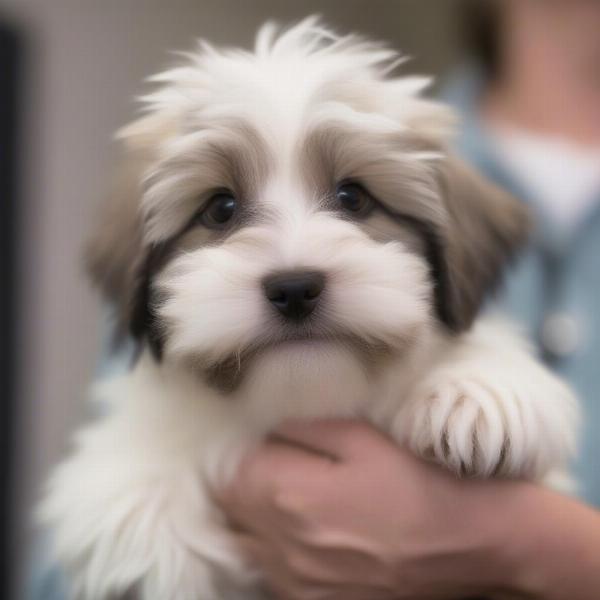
<box><xmin>384</xmin><ymin>481</ymin><xmax>600</xmax><ymax>600</ymax></box>
<box><xmin>504</xmin><ymin>484</ymin><xmax>600</xmax><ymax>599</ymax></box>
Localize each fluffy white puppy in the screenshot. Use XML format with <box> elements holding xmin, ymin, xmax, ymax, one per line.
<box><xmin>39</xmin><ymin>18</ymin><xmax>578</xmax><ymax>600</ymax></box>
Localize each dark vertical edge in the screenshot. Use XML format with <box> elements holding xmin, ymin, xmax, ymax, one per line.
<box><xmin>0</xmin><ymin>19</ymin><xmax>22</xmax><ymax>600</ymax></box>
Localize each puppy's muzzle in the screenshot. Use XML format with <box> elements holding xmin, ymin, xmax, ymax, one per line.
<box><xmin>262</xmin><ymin>270</ymin><xmax>325</xmax><ymax>321</ymax></box>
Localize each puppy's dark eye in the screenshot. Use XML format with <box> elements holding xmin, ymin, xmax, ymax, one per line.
<box><xmin>199</xmin><ymin>192</ymin><xmax>237</xmax><ymax>228</ymax></box>
<box><xmin>336</xmin><ymin>183</ymin><xmax>374</xmax><ymax>217</ymax></box>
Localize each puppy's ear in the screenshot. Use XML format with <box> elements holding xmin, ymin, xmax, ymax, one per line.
<box><xmin>85</xmin><ymin>113</ymin><xmax>175</xmax><ymax>344</ymax></box>
<box><xmin>84</xmin><ymin>151</ymin><xmax>150</xmax><ymax>343</ymax></box>
<box><xmin>434</xmin><ymin>157</ymin><xmax>531</xmax><ymax>332</ymax></box>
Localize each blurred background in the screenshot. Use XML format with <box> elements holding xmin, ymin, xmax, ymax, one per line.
<box><xmin>0</xmin><ymin>1</ymin><xmax>598</xmax><ymax>599</ymax></box>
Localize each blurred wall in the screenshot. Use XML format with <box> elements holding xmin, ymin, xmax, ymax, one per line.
<box><xmin>0</xmin><ymin>1</ymin><xmax>462</xmax><ymax>597</ymax></box>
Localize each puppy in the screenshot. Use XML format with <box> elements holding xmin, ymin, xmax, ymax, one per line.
<box><xmin>38</xmin><ymin>18</ymin><xmax>578</xmax><ymax>600</ymax></box>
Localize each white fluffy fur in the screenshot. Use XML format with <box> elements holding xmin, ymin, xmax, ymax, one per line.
<box><xmin>38</xmin><ymin>18</ymin><xmax>579</xmax><ymax>600</ymax></box>
<box><xmin>39</xmin><ymin>320</ymin><xmax>577</xmax><ymax>600</ymax></box>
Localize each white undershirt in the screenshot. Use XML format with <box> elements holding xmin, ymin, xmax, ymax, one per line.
<box><xmin>486</xmin><ymin>125</ymin><xmax>600</xmax><ymax>231</ymax></box>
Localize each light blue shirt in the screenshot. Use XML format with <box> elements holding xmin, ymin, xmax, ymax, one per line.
<box><xmin>443</xmin><ymin>66</ymin><xmax>600</xmax><ymax>505</ymax></box>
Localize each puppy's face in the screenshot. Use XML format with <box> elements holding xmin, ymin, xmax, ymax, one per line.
<box><xmin>88</xmin><ymin>19</ymin><xmax>529</xmax><ymax>400</ymax></box>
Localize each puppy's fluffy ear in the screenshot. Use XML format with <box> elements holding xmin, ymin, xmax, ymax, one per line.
<box><xmin>434</xmin><ymin>157</ymin><xmax>531</xmax><ymax>332</ymax></box>
<box><xmin>85</xmin><ymin>114</ymin><xmax>171</xmax><ymax>343</ymax></box>
<box><xmin>85</xmin><ymin>154</ymin><xmax>148</xmax><ymax>342</ymax></box>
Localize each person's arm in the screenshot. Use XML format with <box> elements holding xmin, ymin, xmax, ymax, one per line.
<box><xmin>505</xmin><ymin>482</ymin><xmax>600</xmax><ymax>599</ymax></box>
<box><xmin>217</xmin><ymin>420</ymin><xmax>600</xmax><ymax>600</ymax></box>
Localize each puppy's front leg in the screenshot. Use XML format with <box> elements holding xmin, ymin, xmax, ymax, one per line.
<box><xmin>38</xmin><ymin>411</ymin><xmax>256</xmax><ymax>600</ymax></box>
<box><xmin>394</xmin><ymin>319</ymin><xmax>578</xmax><ymax>482</ymax></box>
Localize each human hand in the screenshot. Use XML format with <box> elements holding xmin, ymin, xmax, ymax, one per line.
<box><xmin>217</xmin><ymin>420</ymin><xmax>526</xmax><ymax>600</ymax></box>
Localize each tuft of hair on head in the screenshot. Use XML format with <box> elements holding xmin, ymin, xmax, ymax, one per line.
<box><xmin>133</xmin><ymin>15</ymin><xmax>430</xmax><ymax>117</ymax></box>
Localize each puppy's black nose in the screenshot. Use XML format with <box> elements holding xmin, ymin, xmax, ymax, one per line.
<box><xmin>263</xmin><ymin>271</ymin><xmax>325</xmax><ymax>321</ymax></box>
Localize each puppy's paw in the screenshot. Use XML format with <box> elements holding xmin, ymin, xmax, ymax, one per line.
<box><xmin>393</xmin><ymin>319</ymin><xmax>579</xmax><ymax>482</ymax></box>
<box><xmin>400</xmin><ymin>374</ymin><xmax>545</xmax><ymax>478</ymax></box>
<box><xmin>403</xmin><ymin>377</ymin><xmax>523</xmax><ymax>476</ymax></box>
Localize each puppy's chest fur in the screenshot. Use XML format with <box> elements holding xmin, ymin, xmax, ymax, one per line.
<box><xmin>107</xmin><ymin>337</ymin><xmax>432</xmax><ymax>480</ymax></box>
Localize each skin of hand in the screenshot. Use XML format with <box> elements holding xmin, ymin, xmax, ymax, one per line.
<box><xmin>217</xmin><ymin>420</ymin><xmax>600</xmax><ymax>600</ymax></box>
